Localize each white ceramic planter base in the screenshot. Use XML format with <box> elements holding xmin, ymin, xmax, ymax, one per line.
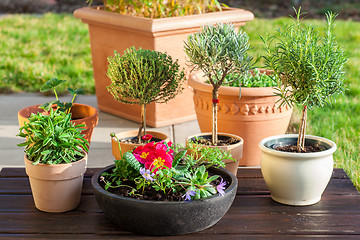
<box><xmin>259</xmin><ymin>134</ymin><xmax>336</xmax><ymax>206</ymax></box>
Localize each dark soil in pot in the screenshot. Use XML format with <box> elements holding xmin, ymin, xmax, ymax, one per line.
<box><xmin>190</xmin><ymin>134</ymin><xmax>240</xmax><ymax>146</ymax></box>
<box><xmin>275</xmin><ymin>144</ymin><xmax>325</xmax><ymax>153</ymax></box>
<box><xmin>118</xmin><ymin>136</ymin><xmax>164</xmax><ymax>145</ymax></box>
<box><xmin>270</xmin><ymin>138</ymin><xmax>327</xmax><ymax>153</ymax></box>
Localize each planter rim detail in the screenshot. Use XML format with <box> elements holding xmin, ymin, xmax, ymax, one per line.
<box><xmin>186</xmin><ymin>132</ymin><xmax>244</xmax><ymax>148</ymax></box>
<box><xmin>74</xmin><ymin>7</ymin><xmax>254</xmax><ymax>33</ymax></box>
<box><xmin>18</xmin><ymin>103</ymin><xmax>98</xmax><ymax>124</ymax></box>
<box><xmin>92</xmin><ymin>164</ymin><xmax>237</xmax><ymax>205</ymax></box>
<box><xmin>188</xmin><ymin>71</ymin><xmax>277</xmax><ymax>97</ymax></box>
<box><xmin>259</xmin><ymin>134</ymin><xmax>337</xmax><ymax>158</ymax></box>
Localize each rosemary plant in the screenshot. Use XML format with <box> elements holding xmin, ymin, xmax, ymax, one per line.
<box><xmin>261</xmin><ymin>8</ymin><xmax>347</xmax><ymax>152</ymax></box>
<box><xmin>107</xmin><ymin>47</ymin><xmax>185</xmax><ymax>142</ymax></box>
<box><xmin>184</xmin><ymin>23</ymin><xmax>253</xmax><ymax>145</ymax></box>
<box><xmin>90</xmin><ymin>0</ymin><xmax>222</xmax><ymax>18</ymax></box>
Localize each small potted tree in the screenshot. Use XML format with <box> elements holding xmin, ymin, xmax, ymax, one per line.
<box><xmin>17</xmin><ymin>78</ymin><xmax>99</xmax><ymax>145</ymax></box>
<box><xmin>17</xmin><ymin>109</ymin><xmax>89</xmax><ymax>212</ymax></box>
<box><xmin>259</xmin><ymin>9</ymin><xmax>347</xmax><ymax>206</ymax></box>
<box><xmin>73</xmin><ymin>0</ymin><xmax>254</xmax><ymax>127</ymax></box>
<box><xmin>184</xmin><ymin>23</ymin><xmax>253</xmax><ymax>167</ymax></box>
<box><xmin>107</xmin><ymin>47</ymin><xmax>185</xmax><ymax>159</ymax></box>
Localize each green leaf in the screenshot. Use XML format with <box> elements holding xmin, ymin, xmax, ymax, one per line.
<box><xmin>172</xmin><ymin>150</ymin><xmax>186</xmax><ymax>168</ymax></box>
<box><xmin>40</xmin><ymin>78</ymin><xmax>66</xmax><ymax>92</ymax></box>
<box><xmin>67</xmin><ymin>88</ymin><xmax>75</xmax><ymax>95</ymax></box>
<box><xmin>75</xmin><ymin>88</ymin><xmax>84</xmax><ymax>95</ymax></box>
<box><xmin>123</xmin><ymin>152</ymin><xmax>141</xmax><ymax>171</ymax></box>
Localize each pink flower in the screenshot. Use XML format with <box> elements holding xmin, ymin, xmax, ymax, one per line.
<box><xmin>132</xmin><ymin>141</ymin><xmax>174</xmax><ymax>173</ymax></box>
<box><xmin>133</xmin><ymin>142</ymin><xmax>155</xmax><ymax>164</ymax></box>
<box><xmin>142</xmin><ymin>134</ymin><xmax>153</xmax><ymax>141</ymax></box>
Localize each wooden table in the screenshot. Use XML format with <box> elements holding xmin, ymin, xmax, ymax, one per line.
<box><xmin>1</xmin><ymin>168</ymin><xmax>359</xmax><ymax>239</ymax></box>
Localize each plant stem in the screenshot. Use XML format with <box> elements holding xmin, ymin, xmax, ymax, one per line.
<box><xmin>212</xmin><ymin>88</ymin><xmax>219</xmax><ymax>145</ymax></box>
<box><xmin>297</xmin><ymin>105</ymin><xmax>307</xmax><ymax>152</ymax></box>
<box><xmin>137</xmin><ymin>104</ymin><xmax>146</xmax><ymax>142</ymax></box>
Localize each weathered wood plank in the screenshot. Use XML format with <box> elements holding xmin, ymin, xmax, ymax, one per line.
<box><xmin>1</xmin><ymin>210</ymin><xmax>360</xmax><ymax>236</ymax></box>
<box><xmin>0</xmin><ymin>194</ymin><xmax>360</xmax><ymax>214</ymax></box>
<box><xmin>0</xmin><ymin>234</ymin><xmax>359</xmax><ymax>239</ymax></box>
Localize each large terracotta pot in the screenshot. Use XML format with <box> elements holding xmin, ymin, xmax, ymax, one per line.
<box><xmin>111</xmin><ymin>130</ymin><xmax>170</xmax><ymax>160</ymax></box>
<box><xmin>18</xmin><ymin>103</ymin><xmax>99</xmax><ymax>145</ymax></box>
<box><xmin>24</xmin><ymin>154</ymin><xmax>87</xmax><ymax>212</ymax></box>
<box><xmin>73</xmin><ymin>7</ymin><xmax>254</xmax><ymax>127</ymax></box>
<box><xmin>186</xmin><ymin>132</ymin><xmax>243</xmax><ymax>176</ymax></box>
<box><xmin>188</xmin><ymin>71</ymin><xmax>293</xmax><ymax>166</ymax></box>
<box><xmin>259</xmin><ymin>134</ymin><xmax>336</xmax><ymax>206</ymax></box>
<box><xmin>92</xmin><ymin>164</ymin><xmax>237</xmax><ymax>235</ymax></box>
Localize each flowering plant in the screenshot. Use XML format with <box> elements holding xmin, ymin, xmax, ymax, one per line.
<box><xmin>101</xmin><ymin>140</ymin><xmax>234</xmax><ymax>201</ymax></box>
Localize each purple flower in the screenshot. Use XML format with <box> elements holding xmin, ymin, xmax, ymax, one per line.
<box><xmin>140</xmin><ymin>167</ymin><xmax>155</xmax><ymax>181</ymax></box>
<box><xmin>182</xmin><ymin>190</ymin><xmax>196</xmax><ymax>201</ymax></box>
<box><xmin>217</xmin><ymin>178</ymin><xmax>226</xmax><ymax>196</ymax></box>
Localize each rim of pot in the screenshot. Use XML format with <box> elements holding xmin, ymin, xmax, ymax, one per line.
<box><xmin>188</xmin><ymin>71</ymin><xmax>277</xmax><ymax>97</ymax></box>
<box><xmin>91</xmin><ymin>164</ymin><xmax>237</xmax><ymax>205</ymax></box>
<box><xmin>186</xmin><ymin>132</ymin><xmax>244</xmax><ymax>146</ymax></box>
<box><xmin>259</xmin><ymin>134</ymin><xmax>337</xmax><ymax>158</ymax></box>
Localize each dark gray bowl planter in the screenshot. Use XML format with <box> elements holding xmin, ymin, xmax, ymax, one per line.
<box><xmin>91</xmin><ymin>164</ymin><xmax>238</xmax><ymax>236</ymax></box>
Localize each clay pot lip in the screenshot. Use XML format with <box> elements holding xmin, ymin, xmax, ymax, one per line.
<box><xmin>91</xmin><ymin>163</ymin><xmax>238</xmax><ymax>205</ymax></box>
<box><xmin>111</xmin><ymin>130</ymin><xmax>170</xmax><ymax>144</ymax></box>
<box><xmin>18</xmin><ymin>103</ymin><xmax>99</xmax><ymax>123</ymax></box>
<box><xmin>186</xmin><ymin>132</ymin><xmax>244</xmax><ymax>147</ymax></box>
<box><xmin>188</xmin><ymin>70</ymin><xmax>278</xmax><ymax>97</ymax></box>
<box><xmin>74</xmin><ymin>6</ymin><xmax>254</xmax><ymax>33</ymax></box>
<box><xmin>259</xmin><ymin>134</ymin><xmax>337</xmax><ymax>158</ymax></box>
<box><xmin>24</xmin><ymin>151</ymin><xmax>88</xmax><ymax>167</ymax></box>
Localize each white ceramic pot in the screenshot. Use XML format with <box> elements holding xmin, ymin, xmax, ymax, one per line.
<box><xmin>259</xmin><ymin>134</ymin><xmax>336</xmax><ymax>206</ymax></box>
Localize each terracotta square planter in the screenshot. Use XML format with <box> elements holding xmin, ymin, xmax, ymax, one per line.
<box><xmin>74</xmin><ymin>7</ymin><xmax>254</xmax><ymax>127</ymax></box>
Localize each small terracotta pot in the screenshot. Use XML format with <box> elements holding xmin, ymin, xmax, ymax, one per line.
<box><xmin>185</xmin><ymin>132</ymin><xmax>244</xmax><ymax>176</ymax></box>
<box><xmin>188</xmin><ymin>70</ymin><xmax>293</xmax><ymax>166</ymax></box>
<box><xmin>24</xmin><ymin>154</ymin><xmax>87</xmax><ymax>212</ymax></box>
<box><xmin>111</xmin><ymin>130</ymin><xmax>170</xmax><ymax>160</ymax></box>
<box><xmin>18</xmin><ymin>103</ymin><xmax>99</xmax><ymax>145</ymax></box>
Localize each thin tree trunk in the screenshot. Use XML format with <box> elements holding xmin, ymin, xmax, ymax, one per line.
<box><xmin>143</xmin><ymin>104</ymin><xmax>146</xmax><ymax>136</ymax></box>
<box><xmin>297</xmin><ymin>105</ymin><xmax>307</xmax><ymax>152</ymax></box>
<box><xmin>212</xmin><ymin>88</ymin><xmax>219</xmax><ymax>146</ymax></box>
<box><xmin>137</xmin><ymin>104</ymin><xmax>146</xmax><ymax>142</ymax></box>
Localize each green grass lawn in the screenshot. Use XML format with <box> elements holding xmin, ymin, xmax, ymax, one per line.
<box><xmin>1</xmin><ymin>13</ymin><xmax>359</xmax><ymax>189</ymax></box>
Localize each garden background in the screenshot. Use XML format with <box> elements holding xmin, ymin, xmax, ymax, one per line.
<box><xmin>0</xmin><ymin>0</ymin><xmax>359</xmax><ymax>187</ymax></box>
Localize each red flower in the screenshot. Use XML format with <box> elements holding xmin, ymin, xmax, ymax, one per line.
<box><xmin>132</xmin><ymin>141</ymin><xmax>173</xmax><ymax>173</ymax></box>
<box><xmin>142</xmin><ymin>134</ymin><xmax>153</xmax><ymax>141</ymax></box>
